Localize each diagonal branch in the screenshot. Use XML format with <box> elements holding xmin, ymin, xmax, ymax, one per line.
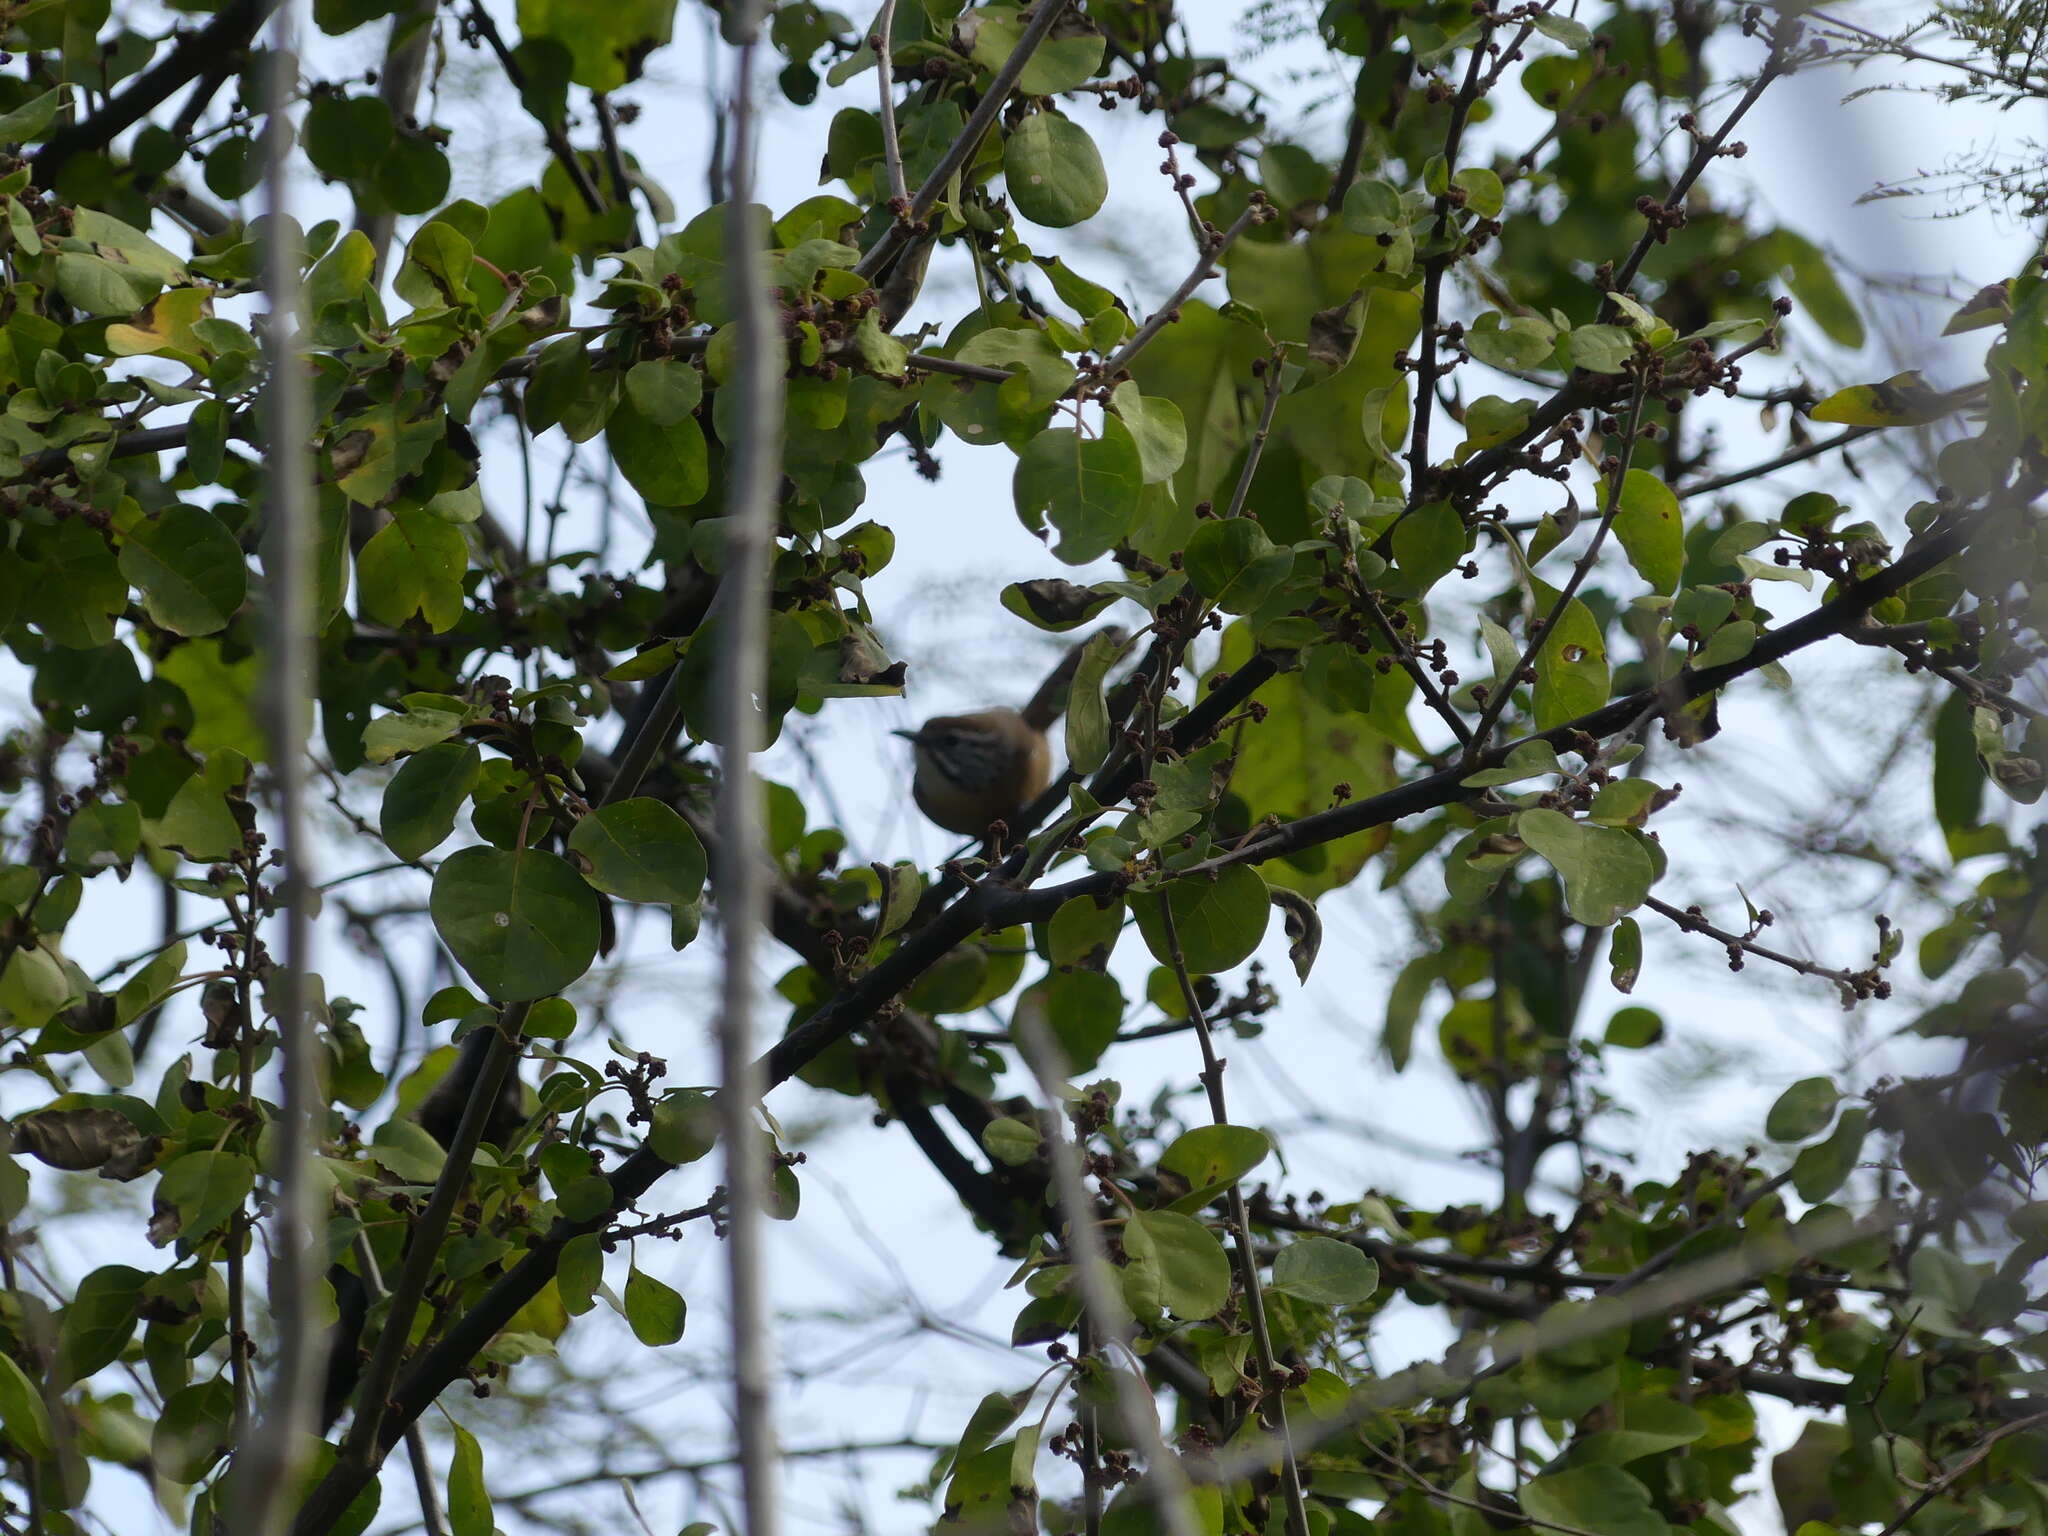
<box><xmin>32</xmin><ymin>0</ymin><xmax>276</xmax><ymax>187</ymax></box>
<box><xmin>854</xmin><ymin>0</ymin><xmax>1075</xmax><ymax>282</ymax></box>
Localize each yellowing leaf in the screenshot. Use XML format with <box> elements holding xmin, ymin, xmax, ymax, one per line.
<box><xmin>105</xmin><ymin>286</ymin><xmax>214</xmax><ymax>360</ymax></box>
<box><xmin>1809</xmin><ymin>371</ymin><xmax>1952</xmax><ymax>427</ymax></box>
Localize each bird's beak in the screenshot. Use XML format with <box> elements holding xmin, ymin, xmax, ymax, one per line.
<box><xmin>891</xmin><ymin>728</ymin><xmax>921</xmax><ymax>742</ymax></box>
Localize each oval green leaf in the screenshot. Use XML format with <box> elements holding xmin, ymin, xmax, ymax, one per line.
<box><xmin>380</xmin><ymin>742</ymin><xmax>482</xmax><ymax>862</ymax></box>
<box><xmin>430</xmin><ymin>846</ymin><xmax>601</xmax><ymax>1000</ymax></box>
<box><xmin>1270</xmin><ymin>1234</ymin><xmax>1380</xmax><ymax>1306</ymax></box>
<box><xmin>567</xmin><ymin>798</ymin><xmax>708</xmax><ymax>904</ymax></box>
<box><xmin>119</xmin><ymin>506</ymin><xmax>247</xmax><ymax>636</ymax></box>
<box><xmin>1005</xmin><ymin>111</ymin><xmax>1108</xmax><ymax>229</ymax></box>
<box><xmin>1133</xmin><ymin>864</ymin><xmax>1271</xmax><ymax>976</ymax></box>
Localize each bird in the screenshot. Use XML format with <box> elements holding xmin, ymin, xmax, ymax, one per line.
<box><xmin>893</xmin><ymin>628</ymin><xmax>1122</xmax><ymax>839</ymax></box>
<box><xmin>893</xmin><ymin>708</ymin><xmax>1051</xmax><ymax>838</ymax></box>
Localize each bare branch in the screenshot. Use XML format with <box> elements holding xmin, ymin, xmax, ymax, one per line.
<box><xmin>236</xmin><ymin>5</ymin><xmax>326</xmax><ymax>1527</ymax></box>
<box><xmin>711</xmin><ymin>8</ymin><xmax>789</xmax><ymax>1535</ymax></box>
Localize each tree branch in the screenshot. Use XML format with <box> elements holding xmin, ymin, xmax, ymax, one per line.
<box><xmin>32</xmin><ymin>0</ymin><xmax>275</xmax><ymax>187</ymax></box>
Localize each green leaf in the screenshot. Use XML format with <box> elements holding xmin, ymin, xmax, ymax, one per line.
<box><xmin>1124</xmin><ymin>1210</ymin><xmax>1231</xmax><ymax>1320</ymax></box>
<box><xmin>1461</xmin><ymin>739</ymin><xmax>1564</xmax><ymax>787</ymax></box>
<box><xmin>0</xmin><ymin>87</ymin><xmax>63</xmax><ymax>143</ymax></box>
<box><xmin>1612</xmin><ymin>469</ymin><xmax>1682</xmax><ymax>594</ymax></box>
<box><xmin>514</xmin><ymin>0</ymin><xmax>674</xmax><ymax>91</ymax></box>
<box><xmin>1520</xmin><ymin>1465</ymin><xmax>1666</xmax><ymax>1536</ymax></box>
<box><xmin>1185</xmin><ymin>518</ymin><xmax>1295</xmax><ymax>614</ymax></box>
<box><xmin>1047</xmin><ymin>893</ymin><xmax>1123</xmax><ymax>969</ymax></box>
<box><xmin>1005</xmin><ymin>111</ymin><xmax>1108</xmax><ymax>228</ymax></box>
<box><xmin>1133</xmin><ymin>865</ymin><xmax>1270</xmax><ymax>975</ymax></box>
<box><xmin>1109</xmin><ymin>382</ymin><xmax>1187</xmax><ymax>484</ymax></box>
<box><xmin>1453</xmin><ymin>165</ymin><xmax>1503</xmax><ymax>218</ymax></box>
<box><xmin>1062</xmin><ymin>628</ymin><xmax>1124</xmax><ymax>776</ymax></box>
<box><xmin>1567</xmin><ymin>1394</ymin><xmax>1706</xmax><ymax>1465</ymax></box>
<box><xmin>393</xmin><ymin>219</ymin><xmax>476</xmax><ymax>309</ymax></box>
<box><xmin>1609</xmin><ymin>915</ymin><xmax>1642</xmax><ymax>993</ymax></box>
<box><xmin>430</xmin><ymin>846</ymin><xmax>602</xmax><ymax>1001</ymax></box>
<box><xmin>982</xmin><ymin>1116</ymin><xmax>1043</xmax><ymax>1167</ymax></box>
<box><xmin>1567</xmin><ymin>324</ymin><xmax>1635</xmax><ymax>373</ymax></box>
<box><xmin>1794</xmin><ymin>1114</ymin><xmax>1875</xmax><ymax>1212</ymax></box>
<box><xmin>1392</xmin><ymin>501</ymin><xmax>1467</xmax><ymax>593</ymax></box>
<box><xmin>649</xmin><ymin>1090</ymin><xmax>717</xmax><ymax>1166</ymax></box>
<box><xmin>967</xmin><ymin>4</ymin><xmax>1104</xmax><ymax>93</ymax></box>
<box><xmin>1603</xmin><ymin>1005</ymin><xmax>1662</xmax><ymax>1048</ymax></box>
<box><xmin>1465</xmin><ymin>310</ymin><xmax>1557</xmax><ymax>371</ymax></box>
<box><xmin>1516</xmin><ymin>808</ymin><xmax>1653</xmax><ymax>927</ymax></box>
<box><xmin>1770</xmin><ymin>229</ymin><xmax>1864</xmax><ymax>349</ymax></box>
<box><xmin>1531</xmin><ymin>13</ymin><xmax>1594</xmax><ymax>49</ymax></box>
<box><xmin>150</xmin><ymin>775</ymin><xmax>242</xmax><ymax>861</ymax></box>
<box><xmin>558</xmin><ymin>1232</ymin><xmax>603</xmax><ymax>1316</ymax></box>
<box><xmin>0</xmin><ymin>1350</ymin><xmax>51</xmax><ymax>1460</ymax></box>
<box><xmin>567</xmin><ymin>798</ymin><xmax>708</xmax><ymax>904</ymax></box>
<box><xmin>380</xmin><ymin>743</ymin><xmax>482</xmax><ymax>861</ymax></box>
<box><xmin>1159</xmin><ymin>1125</ymin><xmax>1270</xmax><ymax>1190</ymax></box>
<box><xmin>1530</xmin><ymin>585</ymin><xmax>1609</xmax><ymax>730</ymax></box>
<box><xmin>153</xmin><ymin>1376</ymin><xmax>235</xmax><ymax>1484</ymax></box>
<box><xmin>363</xmin><ymin>693</ymin><xmax>481</xmax><ymax>764</ymax></box>
<box><xmin>357</xmin><ymin>510</ymin><xmax>467</xmax><ymax>631</ymax></box>
<box><xmin>1766</xmin><ymin>1077</ymin><xmax>1840</xmax><ymax>1142</ymax></box>
<box><xmin>1014</xmin><ymin>423</ymin><xmax>1144</xmax><ymax>564</ymax></box>
<box><xmin>623</xmin><ymin>359</ymin><xmax>704</xmax><ymax>425</ymax></box>
<box><xmin>156</xmin><ymin>1150</ymin><xmax>255</xmax><ymax>1242</ymax></box>
<box><xmin>1269</xmin><ymin>1235</ymin><xmax>1379</xmax><ymax>1305</ymax></box>
<box><xmin>447</xmin><ymin>1421</ymin><xmax>492</xmax><ymax>1536</ymax></box>
<box><xmin>1015</xmin><ymin>969</ymin><xmax>1124</xmax><ymax>1075</ymax></box>
<box><xmin>622</xmin><ymin>1264</ymin><xmax>686</xmax><ymax>1345</ymax></box>
<box><xmin>608</xmin><ymin>396</ymin><xmax>709</xmax><ymax>506</ymax></box>
<box><xmin>1694</xmin><ymin>619</ymin><xmax>1756</xmax><ymax>669</ymax></box>
<box><xmin>55</xmin><ymin>1264</ymin><xmax>145</xmax><ymax>1385</ymax></box>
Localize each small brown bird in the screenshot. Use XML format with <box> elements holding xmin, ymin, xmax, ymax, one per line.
<box><xmin>893</xmin><ymin>708</ymin><xmax>1051</xmax><ymax>838</ymax></box>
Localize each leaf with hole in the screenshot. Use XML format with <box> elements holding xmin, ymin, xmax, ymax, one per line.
<box><xmin>1005</xmin><ymin>111</ymin><xmax>1108</xmax><ymax>228</ymax></box>
<box><xmin>1612</xmin><ymin>469</ymin><xmax>1682</xmax><ymax>594</ymax></box>
<box><xmin>430</xmin><ymin>846</ymin><xmax>601</xmax><ymax>1001</ymax></box>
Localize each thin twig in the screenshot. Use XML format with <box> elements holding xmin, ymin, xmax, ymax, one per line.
<box><xmin>1207</xmin><ymin>1205</ymin><xmax>1897</xmax><ymax>1487</ymax></box>
<box><xmin>855</xmin><ymin>0</ymin><xmax>1075</xmax><ymax>281</ymax></box>
<box><xmin>1221</xmin><ymin>354</ymin><xmax>1285</xmax><ymax>519</ymax></box>
<box><xmin>465</xmin><ymin>1</ymin><xmax>605</xmax><ymax>216</ymax></box>
<box><xmin>1158</xmin><ymin>902</ymin><xmax>1309</xmax><ymax>1536</ymax></box>
<box><xmin>1009</xmin><ymin>1013</ymin><xmax>1205</xmax><ymax>1536</ymax></box>
<box><xmin>1100</xmin><ymin>201</ymin><xmax>1264</xmax><ymax>378</ymax></box>
<box><xmin>593</xmin><ymin>93</ymin><xmax>646</xmax><ymax>248</ymax></box>
<box><xmin>1874</xmin><ymin>1412</ymin><xmax>2048</xmax><ymax>1536</ymax></box>
<box><xmin>351</xmin><ymin>1236</ymin><xmax>448</xmax><ymax>1536</ymax></box>
<box><xmin>1612</xmin><ymin>34</ymin><xmax>1789</xmax><ymax>296</ymax></box>
<box><xmin>356</xmin><ymin>0</ymin><xmax>436</xmax><ymax>278</ymax></box>
<box><xmin>1466</xmin><ymin>379</ymin><xmax>1648</xmax><ymax>759</ymax></box>
<box><xmin>713</xmin><ymin>9</ymin><xmax>788</xmax><ymax>1536</ymax></box>
<box><xmin>237</xmin><ymin>6</ymin><xmax>325</xmax><ymax>1528</ymax></box>
<box><xmin>1643</xmin><ymin>895</ymin><xmax>1867</xmax><ymax>994</ymax></box>
<box><xmin>873</xmin><ymin>0</ymin><xmax>909</xmax><ymax>211</ymax></box>
<box><xmin>31</xmin><ymin>0</ymin><xmax>274</xmax><ymax>186</ymax></box>
<box><xmin>1403</xmin><ymin>17</ymin><xmax>1497</xmax><ymax>502</ymax></box>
